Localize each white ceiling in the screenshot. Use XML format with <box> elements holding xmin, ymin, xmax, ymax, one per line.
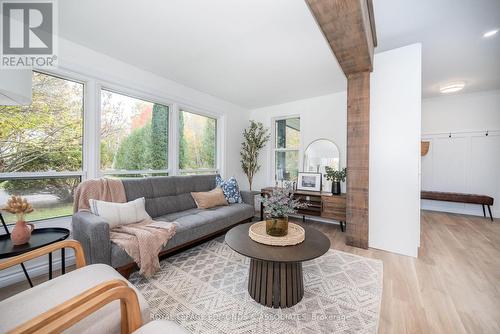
<box><xmin>374</xmin><ymin>0</ymin><xmax>500</xmax><ymax>98</ymax></box>
<box><xmin>59</xmin><ymin>0</ymin><xmax>500</xmax><ymax>108</ymax></box>
<box><xmin>58</xmin><ymin>0</ymin><xmax>346</xmax><ymax>109</ymax></box>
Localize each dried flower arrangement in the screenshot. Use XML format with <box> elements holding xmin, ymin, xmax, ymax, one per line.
<box><xmin>3</xmin><ymin>195</ymin><xmax>34</xmax><ymax>222</ymax></box>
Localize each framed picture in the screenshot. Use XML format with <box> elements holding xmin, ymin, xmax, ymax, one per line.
<box><xmin>297</xmin><ymin>172</ymin><xmax>322</xmax><ymax>192</ymax></box>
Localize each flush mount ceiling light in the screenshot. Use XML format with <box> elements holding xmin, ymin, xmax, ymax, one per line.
<box><xmin>439</xmin><ymin>82</ymin><xmax>466</xmax><ymax>94</ymax></box>
<box><xmin>483</xmin><ymin>29</ymin><xmax>498</xmax><ymax>38</ymax></box>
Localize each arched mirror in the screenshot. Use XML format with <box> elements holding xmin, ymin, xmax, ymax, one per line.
<box><xmin>303</xmin><ymin>139</ymin><xmax>340</xmax><ymax>191</ymax></box>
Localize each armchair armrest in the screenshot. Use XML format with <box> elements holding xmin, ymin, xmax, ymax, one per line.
<box><xmin>11</xmin><ymin>279</ymin><xmax>142</xmax><ymax>334</ymax></box>
<box><xmin>72</xmin><ymin>211</ymin><xmax>111</xmax><ymax>265</ymax></box>
<box><xmin>240</xmin><ymin>190</ymin><xmax>259</xmax><ymax>206</ymax></box>
<box><xmin>0</xmin><ymin>240</ymin><xmax>86</xmax><ymax>272</ymax></box>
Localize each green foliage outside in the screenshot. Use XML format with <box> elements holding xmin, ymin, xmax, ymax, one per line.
<box><xmin>178</xmin><ymin>111</ymin><xmax>216</xmax><ymax>170</ymax></box>
<box><xmin>0</xmin><ymin>72</ymin><xmax>83</xmax><ymax>202</ymax></box>
<box><xmin>111</xmin><ymin>104</ymin><xmax>169</xmax><ymax>171</ymax></box>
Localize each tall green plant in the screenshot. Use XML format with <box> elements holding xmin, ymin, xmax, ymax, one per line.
<box><xmin>240</xmin><ymin>121</ymin><xmax>270</xmax><ymax>190</ymax></box>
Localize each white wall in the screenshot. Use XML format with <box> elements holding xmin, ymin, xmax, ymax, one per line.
<box><xmin>369</xmin><ymin>44</ymin><xmax>422</xmax><ymax>257</ymax></box>
<box><xmin>421</xmin><ymin>90</ymin><xmax>500</xmax><ymax>218</ymax></box>
<box><xmin>248</xmin><ymin>92</ymin><xmax>347</xmax><ymax>191</ymax></box>
<box><xmin>422</xmin><ymin>90</ymin><xmax>500</xmax><ymax>134</ymax></box>
<box><xmin>0</xmin><ymin>38</ymin><xmax>250</xmax><ymax>288</ymax></box>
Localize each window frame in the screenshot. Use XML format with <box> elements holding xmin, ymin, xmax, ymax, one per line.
<box><xmin>177</xmin><ymin>107</ymin><xmax>221</xmax><ymax>175</ymax></box>
<box><xmin>97</xmin><ymin>85</ymin><xmax>173</xmax><ymax>177</ymax></box>
<box><xmin>271</xmin><ymin>116</ymin><xmax>301</xmax><ymax>184</ymax></box>
<box><xmin>0</xmin><ymin>70</ymin><xmax>87</xmax><ymax>223</ymax></box>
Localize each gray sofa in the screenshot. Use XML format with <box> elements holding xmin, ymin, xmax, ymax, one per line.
<box><xmin>72</xmin><ymin>174</ymin><xmax>255</xmax><ymax>275</ymax></box>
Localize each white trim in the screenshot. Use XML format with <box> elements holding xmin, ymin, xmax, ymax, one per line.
<box><xmin>0</xmin><ymin>171</ymin><xmax>83</xmax><ymax>179</ymax></box>
<box><xmin>102</xmin><ymin>170</ymin><xmax>170</xmax><ymax>175</ymax></box>
<box><xmin>179</xmin><ymin>169</ymin><xmax>218</xmax><ymax>174</ymax></box>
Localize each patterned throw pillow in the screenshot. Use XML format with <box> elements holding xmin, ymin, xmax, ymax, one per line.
<box><xmin>216</xmin><ymin>175</ymin><xmax>242</xmax><ymax>204</ymax></box>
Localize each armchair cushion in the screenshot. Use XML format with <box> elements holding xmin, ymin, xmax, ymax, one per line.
<box><xmin>0</xmin><ymin>264</ymin><xmax>149</xmax><ymax>334</ymax></box>
<box><xmin>133</xmin><ymin>320</ymin><xmax>189</xmax><ymax>334</ymax></box>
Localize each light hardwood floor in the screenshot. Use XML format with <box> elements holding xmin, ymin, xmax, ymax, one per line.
<box><xmin>1</xmin><ymin>210</ymin><xmax>499</xmax><ymax>333</ymax></box>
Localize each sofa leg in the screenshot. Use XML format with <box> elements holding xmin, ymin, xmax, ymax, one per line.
<box><xmin>117</xmin><ymin>264</ymin><xmax>136</xmax><ymax>279</ymax></box>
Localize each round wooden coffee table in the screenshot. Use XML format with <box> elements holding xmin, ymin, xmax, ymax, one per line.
<box><xmin>225</xmin><ymin>222</ymin><xmax>330</xmax><ymax>308</ymax></box>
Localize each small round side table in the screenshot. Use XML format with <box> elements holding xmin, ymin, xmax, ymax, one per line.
<box><xmin>0</xmin><ymin>215</ymin><xmax>70</xmax><ymax>287</ymax></box>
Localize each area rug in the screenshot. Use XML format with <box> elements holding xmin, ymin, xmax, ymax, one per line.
<box><xmin>129</xmin><ymin>237</ymin><xmax>383</xmax><ymax>334</ymax></box>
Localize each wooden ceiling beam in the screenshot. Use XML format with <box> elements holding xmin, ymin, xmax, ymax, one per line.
<box><xmin>305</xmin><ymin>0</ymin><xmax>377</xmax><ymax>75</ymax></box>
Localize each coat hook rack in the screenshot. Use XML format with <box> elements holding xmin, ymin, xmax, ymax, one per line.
<box><xmin>449</xmin><ymin>132</ymin><xmax>452</xmax><ymax>138</ymax></box>
<box><xmin>486</xmin><ymin>130</ymin><xmax>489</xmax><ymax>136</ymax></box>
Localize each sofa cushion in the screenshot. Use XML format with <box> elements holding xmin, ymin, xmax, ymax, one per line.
<box><xmin>191</xmin><ymin>187</ymin><xmax>228</xmax><ymax>209</ymax></box>
<box><xmin>216</xmin><ymin>175</ymin><xmax>242</xmax><ymax>204</ymax></box>
<box><xmin>0</xmin><ymin>264</ymin><xmax>149</xmax><ymax>334</ymax></box>
<box><xmin>122</xmin><ymin>175</ymin><xmax>216</xmax><ymax>217</ymax></box>
<box><xmin>89</xmin><ymin>197</ymin><xmax>150</xmax><ymax>228</ymax></box>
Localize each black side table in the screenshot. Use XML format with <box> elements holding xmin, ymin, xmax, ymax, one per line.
<box><xmin>0</xmin><ymin>213</ymin><xmax>70</xmax><ymax>287</ymax></box>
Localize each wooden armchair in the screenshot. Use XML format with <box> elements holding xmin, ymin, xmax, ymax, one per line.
<box><xmin>9</xmin><ymin>279</ymin><xmax>186</xmax><ymax>334</ymax></box>
<box><xmin>0</xmin><ymin>240</ymin><xmax>150</xmax><ymax>333</ymax></box>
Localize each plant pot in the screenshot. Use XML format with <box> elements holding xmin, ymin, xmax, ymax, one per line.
<box><xmin>11</xmin><ymin>221</ymin><xmax>35</xmax><ymax>246</ymax></box>
<box><xmin>331</xmin><ymin>181</ymin><xmax>341</xmax><ymax>195</ymax></box>
<box><xmin>265</xmin><ymin>216</ymin><xmax>288</xmax><ymax>236</ymax></box>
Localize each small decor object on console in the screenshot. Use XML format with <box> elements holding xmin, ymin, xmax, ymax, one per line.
<box><xmin>297</xmin><ymin>172</ymin><xmax>322</xmax><ymax>192</ymax></box>
<box><xmin>2</xmin><ymin>196</ymin><xmax>35</xmax><ymax>245</ymax></box>
<box><xmin>260</xmin><ymin>187</ymin><xmax>305</xmax><ymax>236</ymax></box>
<box><xmin>216</xmin><ymin>175</ymin><xmax>242</xmax><ymax>204</ymax></box>
<box><xmin>325</xmin><ymin>167</ymin><xmax>347</xmax><ymax>195</ymax></box>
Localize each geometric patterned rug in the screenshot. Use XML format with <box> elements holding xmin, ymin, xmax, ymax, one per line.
<box><xmin>129</xmin><ymin>236</ymin><xmax>383</xmax><ymax>334</ymax></box>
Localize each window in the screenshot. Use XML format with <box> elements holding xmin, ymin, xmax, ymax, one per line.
<box><xmin>100</xmin><ymin>89</ymin><xmax>169</xmax><ymax>175</ymax></box>
<box><xmin>0</xmin><ymin>72</ymin><xmax>84</xmax><ymax>223</ymax></box>
<box><xmin>273</xmin><ymin>117</ymin><xmax>300</xmax><ymax>182</ymax></box>
<box><xmin>178</xmin><ymin>110</ymin><xmax>217</xmax><ymax>173</ymax></box>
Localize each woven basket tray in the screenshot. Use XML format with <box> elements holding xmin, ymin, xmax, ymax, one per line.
<box><xmin>248</xmin><ymin>221</ymin><xmax>305</xmax><ymax>246</ymax></box>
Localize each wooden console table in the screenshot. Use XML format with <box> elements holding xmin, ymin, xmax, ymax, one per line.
<box><xmin>260</xmin><ymin>187</ymin><xmax>347</xmax><ymax>232</ymax></box>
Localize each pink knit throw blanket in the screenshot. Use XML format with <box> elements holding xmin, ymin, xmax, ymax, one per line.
<box><xmin>110</xmin><ymin>219</ymin><xmax>176</xmax><ymax>277</ymax></box>
<box><xmin>73</xmin><ymin>178</ymin><xmax>126</xmax><ymax>212</ymax></box>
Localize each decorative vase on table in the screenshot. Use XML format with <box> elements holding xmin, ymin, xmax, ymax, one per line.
<box><xmin>2</xmin><ymin>195</ymin><xmax>35</xmax><ymax>245</ymax></box>
<box><xmin>266</xmin><ymin>216</ymin><xmax>289</xmax><ymax>236</ymax></box>
<box><xmin>331</xmin><ymin>181</ymin><xmax>341</xmax><ymax>195</ymax></box>
<box><xmin>325</xmin><ymin>167</ymin><xmax>347</xmax><ymax>196</ymax></box>
<box><xmin>260</xmin><ymin>187</ymin><xmax>305</xmax><ymax>237</ymax></box>
<box><xmin>11</xmin><ymin>220</ymin><xmax>35</xmax><ymax>245</ymax></box>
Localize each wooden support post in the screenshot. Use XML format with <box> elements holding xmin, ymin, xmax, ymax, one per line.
<box><xmin>346</xmin><ymin>72</ymin><xmax>370</xmax><ymax>248</ymax></box>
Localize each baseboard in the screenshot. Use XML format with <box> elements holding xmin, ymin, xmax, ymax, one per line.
<box><xmin>0</xmin><ymin>255</ymin><xmax>76</xmax><ymax>288</ymax></box>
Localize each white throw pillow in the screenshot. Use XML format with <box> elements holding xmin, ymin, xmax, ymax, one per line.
<box><xmin>89</xmin><ymin>197</ymin><xmax>150</xmax><ymax>228</ymax></box>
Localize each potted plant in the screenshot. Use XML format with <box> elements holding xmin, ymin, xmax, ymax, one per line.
<box><xmin>260</xmin><ymin>187</ymin><xmax>305</xmax><ymax>236</ymax></box>
<box><xmin>240</xmin><ymin>121</ymin><xmax>270</xmax><ymax>191</ymax></box>
<box><xmin>2</xmin><ymin>196</ymin><xmax>35</xmax><ymax>245</ymax></box>
<box><xmin>325</xmin><ymin>167</ymin><xmax>347</xmax><ymax>195</ymax></box>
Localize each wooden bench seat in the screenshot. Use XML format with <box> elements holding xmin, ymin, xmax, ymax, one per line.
<box><xmin>421</xmin><ymin>191</ymin><xmax>494</xmax><ymax>221</ymax></box>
